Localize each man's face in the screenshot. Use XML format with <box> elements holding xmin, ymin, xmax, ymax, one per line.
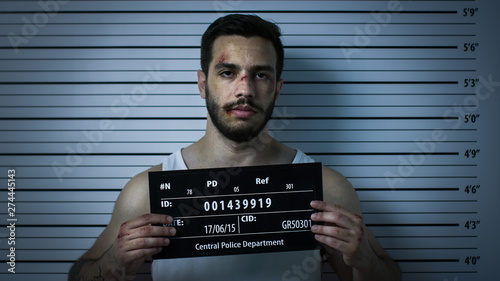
<box><xmin>199</xmin><ymin>35</ymin><xmax>283</xmax><ymax>142</ymax></box>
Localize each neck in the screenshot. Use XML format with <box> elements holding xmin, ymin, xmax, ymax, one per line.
<box><xmin>182</xmin><ymin>121</ymin><xmax>295</xmax><ymax>169</ymax></box>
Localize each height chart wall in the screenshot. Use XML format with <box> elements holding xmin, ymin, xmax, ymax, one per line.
<box><xmin>1</xmin><ymin>1</ymin><xmax>499</xmax><ymax>281</ymax></box>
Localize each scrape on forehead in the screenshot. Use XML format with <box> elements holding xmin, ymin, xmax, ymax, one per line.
<box><xmin>210</xmin><ymin>36</ymin><xmax>277</xmax><ymax>72</ymax></box>
<box><xmin>218</xmin><ymin>52</ymin><xmax>228</xmax><ymax>64</ymax></box>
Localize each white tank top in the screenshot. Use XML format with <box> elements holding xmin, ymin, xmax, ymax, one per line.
<box><xmin>153</xmin><ymin>149</ymin><xmax>322</xmax><ymax>281</ymax></box>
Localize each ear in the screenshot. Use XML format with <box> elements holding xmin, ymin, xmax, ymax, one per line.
<box><xmin>197</xmin><ymin>69</ymin><xmax>207</xmax><ymax>99</ymax></box>
<box><xmin>274</xmin><ymin>78</ymin><xmax>284</xmax><ymax>103</ymax></box>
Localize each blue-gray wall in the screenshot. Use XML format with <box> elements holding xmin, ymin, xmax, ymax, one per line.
<box><xmin>1</xmin><ymin>1</ymin><xmax>499</xmax><ymax>280</ymax></box>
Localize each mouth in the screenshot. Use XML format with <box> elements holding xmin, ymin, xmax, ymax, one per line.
<box><xmin>226</xmin><ymin>104</ymin><xmax>257</xmax><ymax>118</ymax></box>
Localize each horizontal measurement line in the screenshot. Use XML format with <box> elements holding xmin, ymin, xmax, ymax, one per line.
<box><xmin>0</xmin><ymin>45</ymin><xmax>460</xmax><ymax>50</ymax></box>
<box><xmin>0</xmin><ymin>177</ymin><xmax>129</xmax><ymax>179</ymax></box>
<box><xmin>367</xmin><ymin>223</ymin><xmax>460</xmax><ymax>227</ymax></box>
<box><xmin>0</xmin><ymin>81</ymin><xmax>203</xmax><ymax>84</ymax></box>
<box><xmin>286</xmin><ymin>81</ymin><xmax>459</xmax><ymax>84</ymax></box>
<box><xmin>0</xmin><ymin>58</ymin><xmax>477</xmax><ymax>61</ymax></box>
<box><xmin>277</xmin><ymin>105</ymin><xmax>478</xmax><ymax>108</ymax></box>
<box><xmin>308</xmin><ymin>152</ymin><xmax>460</xmax><ymax>156</ymax></box>
<box><xmin>0</xmin><ymin>188</ymin><xmax>465</xmax><ymax>192</ymax></box>
<box><xmin>11</xmin><ymin>237</ymin><xmax>104</xmax><ymax>239</ymax></box>
<box><xmin>285</xmin><ymin>70</ymin><xmax>478</xmax><ymax>72</ymax></box>
<box><xmin>17</xmin><ymin>213</ymin><xmax>113</xmax><ymax>215</ymax></box>
<box><xmin>362</xmin><ymin>200</ymin><xmax>477</xmax><ymax>202</ymax></box>
<box><xmin>356</xmin><ymin>188</ymin><xmax>460</xmax><ymax>191</ymax></box>
<box><xmin>0</xmin><ymin>117</ymin><xmax>206</xmax><ymax>120</ymax></box>
<box><xmin>291</xmin><ymin>34</ymin><xmax>477</xmax><ymax>36</ymax></box>
<box><xmin>0</xmin><ymin>152</ymin><xmax>461</xmax><ymax>157</ymax></box>
<box><xmin>287</xmin><ymin>128</ymin><xmax>474</xmax><ymax>131</ymax></box>
<box><xmin>0</xmin><ymin>105</ymin><xmax>478</xmax><ymax>108</ymax></box>
<box><xmin>0</xmin><ymin>260</ymin><xmax>78</xmax><ymax>264</ymax></box>
<box><xmin>289</xmin><ymin>58</ymin><xmax>477</xmax><ymax>61</ymax></box>
<box><xmin>4</xmin><ymin>176</ymin><xmax>477</xmax><ymax>180</ymax></box>
<box><xmin>0</xmin><ymin>271</ymin><xmax>155</xmax><ymax>275</ymax></box>
<box><xmin>0</xmin><ymin>165</ymin><xmax>153</xmax><ymax>168</ymax></box>
<box><xmin>0</xmin><ymin>93</ymin><xmax>477</xmax><ymax>96</ymax></box>
<box><xmin>0</xmin><ymin>116</ymin><xmax>460</xmax><ymax>120</ymax></box>
<box><xmin>0</xmin><ymin>10</ymin><xmax>459</xmax><ymax>14</ymax></box>
<box><xmin>347</xmin><ymin>176</ymin><xmax>478</xmax><ymax>179</ymax></box>
<box><xmin>2</xmin><ymin>141</ymin><xmax>477</xmax><ymax>144</ymax></box>
<box><xmin>281</xmin><ymin>93</ymin><xmax>477</xmax><ymax>96</ymax></box>
<box><xmin>0</xmin><ymin>268</ymin><xmax>475</xmax><ymax>274</ymax></box>
<box><xmin>3</xmin><ymin>188</ymin><xmax>120</xmax><ymax>192</ymax></box>
<box><xmin>0</xmin><ymin>225</ymin><xmax>108</xmax><ymax>228</ymax></box>
<box><xmin>0</xmin><ymin>70</ymin><xmax>478</xmax><ymax>73</ymax></box>
<box><xmin>0</xmin><ymin>223</ymin><xmax>461</xmax><ymax>228</ymax></box>
<box><xmin>376</xmin><ymin>236</ymin><xmax>478</xmax><ymax>238</ymax></box>
<box><xmin>2</xmin><ymin>188</ymin><xmax>466</xmax><ymax>193</ymax></box>
<box><xmin>0</xmin><ymin>35</ymin><xmax>477</xmax><ymax>38</ymax></box>
<box><xmin>287</xmin><ymin>46</ymin><xmax>459</xmax><ymax>49</ymax></box>
<box><xmin>387</xmin><ymin>248</ymin><xmax>478</xmax><ymax>250</ymax></box>
<box><xmin>286</xmin><ymin>141</ymin><xmax>476</xmax><ymax>144</ymax></box>
<box><xmin>0</xmin><ymin>81</ymin><xmax>459</xmax><ymax>85</ymax></box>
<box><xmin>397</xmin><ymin>259</ymin><xmax>460</xmax><ymax>262</ymax></box>
<box><xmin>0</xmin><ymin>21</ymin><xmax>476</xmax><ymax>25</ymax></box>
<box><xmin>0</xmin><ymin>130</ymin><xmax>477</xmax><ymax>133</ymax></box>
<box><xmin>336</xmin><ymin>164</ymin><xmax>478</xmax><ymax>167</ymax></box>
<box><xmin>0</xmin><ymin>201</ymin><xmax>116</xmax><ymax>204</ymax></box>
<box><xmin>402</xmin><ymin>271</ymin><xmax>478</xmax><ymax>274</ymax></box>
<box><xmin>3</xmin><ymin>164</ymin><xmax>474</xmax><ymax>168</ymax></box>
<box><xmin>0</xmin><ymin>141</ymin><xmax>189</xmax><ymax>144</ymax></box>
<box><xmin>364</xmin><ymin>212</ymin><xmax>478</xmax><ymax>214</ymax></box>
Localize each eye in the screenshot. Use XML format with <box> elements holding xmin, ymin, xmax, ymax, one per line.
<box><xmin>256</xmin><ymin>72</ymin><xmax>270</xmax><ymax>80</ymax></box>
<box><xmin>220</xmin><ymin>71</ymin><xmax>234</xmax><ymax>78</ymax></box>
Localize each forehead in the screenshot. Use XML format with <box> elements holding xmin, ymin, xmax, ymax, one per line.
<box><xmin>210</xmin><ymin>35</ymin><xmax>277</xmax><ymax>68</ymax></box>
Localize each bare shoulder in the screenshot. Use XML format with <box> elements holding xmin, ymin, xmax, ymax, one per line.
<box><xmin>80</xmin><ymin>164</ymin><xmax>162</xmax><ymax>260</ymax></box>
<box><xmin>115</xmin><ymin>164</ymin><xmax>163</xmax><ymax>219</ymax></box>
<box><xmin>321</xmin><ymin>165</ymin><xmax>362</xmax><ymax>215</ymax></box>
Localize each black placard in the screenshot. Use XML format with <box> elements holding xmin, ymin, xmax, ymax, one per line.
<box><xmin>148</xmin><ymin>162</ymin><xmax>323</xmax><ymax>259</ymax></box>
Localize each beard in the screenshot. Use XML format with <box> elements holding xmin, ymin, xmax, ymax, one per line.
<box><xmin>205</xmin><ymin>85</ymin><xmax>276</xmax><ymax>143</ymax></box>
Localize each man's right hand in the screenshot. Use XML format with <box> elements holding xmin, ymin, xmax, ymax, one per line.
<box><xmin>69</xmin><ymin>165</ymin><xmax>173</xmax><ymax>281</ymax></box>
<box><xmin>111</xmin><ymin>214</ymin><xmax>176</xmax><ymax>278</ymax></box>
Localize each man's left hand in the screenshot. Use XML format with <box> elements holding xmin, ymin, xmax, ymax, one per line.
<box><xmin>310</xmin><ymin>200</ymin><xmax>375</xmax><ymax>268</ymax></box>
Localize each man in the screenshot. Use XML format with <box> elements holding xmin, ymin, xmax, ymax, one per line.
<box><xmin>69</xmin><ymin>14</ymin><xmax>401</xmax><ymax>281</ymax></box>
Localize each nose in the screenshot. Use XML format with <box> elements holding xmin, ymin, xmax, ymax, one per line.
<box><xmin>235</xmin><ymin>74</ymin><xmax>254</xmax><ymax>99</ymax></box>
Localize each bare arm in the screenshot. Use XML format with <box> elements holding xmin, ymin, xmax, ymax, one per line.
<box><xmin>311</xmin><ymin>166</ymin><xmax>401</xmax><ymax>281</ymax></box>
<box><xmin>68</xmin><ymin>165</ymin><xmax>176</xmax><ymax>281</ymax></box>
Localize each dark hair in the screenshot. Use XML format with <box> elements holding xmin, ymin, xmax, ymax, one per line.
<box><xmin>200</xmin><ymin>14</ymin><xmax>284</xmax><ymax>80</ymax></box>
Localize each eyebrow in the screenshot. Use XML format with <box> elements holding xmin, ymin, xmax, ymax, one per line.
<box><xmin>214</xmin><ymin>62</ymin><xmax>275</xmax><ymax>74</ymax></box>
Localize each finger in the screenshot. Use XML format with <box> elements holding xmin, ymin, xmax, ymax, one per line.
<box><xmin>310</xmin><ymin>200</ymin><xmax>363</xmax><ymax>232</ymax></box>
<box><xmin>118</xmin><ymin>235</ymin><xmax>171</xmax><ymax>253</ymax></box>
<box><xmin>311</xmin><ymin>200</ymin><xmax>361</xmax><ymax>221</ymax></box>
<box><xmin>122</xmin><ymin>213</ymin><xmax>173</xmax><ymax>230</ymax></box>
<box><xmin>313</xmin><ymin>233</ymin><xmax>355</xmax><ymax>256</ymax></box>
<box><xmin>119</xmin><ymin>224</ymin><xmax>176</xmax><ymax>241</ymax></box>
<box><xmin>120</xmin><ymin>246</ymin><xmax>164</xmax><ymax>265</ymax></box>
<box><xmin>311</xmin><ymin>224</ymin><xmax>361</xmax><ymax>244</ymax></box>
<box><xmin>311</xmin><ymin>211</ymin><xmax>362</xmax><ymax>232</ymax></box>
